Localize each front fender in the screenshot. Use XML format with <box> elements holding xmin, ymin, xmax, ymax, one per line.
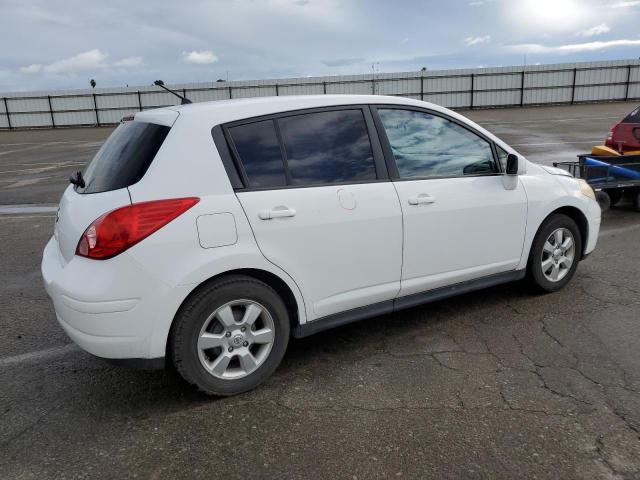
<box><xmin>517</xmin><ymin>169</ymin><xmax>592</xmax><ymax>270</ymax></box>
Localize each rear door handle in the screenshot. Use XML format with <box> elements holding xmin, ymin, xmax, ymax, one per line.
<box><xmin>258</xmin><ymin>206</ymin><xmax>297</xmax><ymax>220</ymax></box>
<box><xmin>408</xmin><ymin>194</ymin><xmax>436</xmax><ymax>205</ymax></box>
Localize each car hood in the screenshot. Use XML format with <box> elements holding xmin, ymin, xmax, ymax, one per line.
<box><xmin>539</xmin><ymin>165</ymin><xmax>573</xmax><ymax>177</ymax></box>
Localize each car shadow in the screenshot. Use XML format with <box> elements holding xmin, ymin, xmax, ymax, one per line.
<box><xmin>3</xmin><ymin>278</ymin><xmax>540</xmax><ymax>423</ymax></box>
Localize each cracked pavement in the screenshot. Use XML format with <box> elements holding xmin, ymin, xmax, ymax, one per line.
<box><xmin>1</xmin><ymin>103</ymin><xmax>640</xmax><ymax>479</ymax></box>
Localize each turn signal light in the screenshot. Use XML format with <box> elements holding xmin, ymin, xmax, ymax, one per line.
<box><xmin>76</xmin><ymin>197</ymin><xmax>199</xmax><ymax>260</ymax></box>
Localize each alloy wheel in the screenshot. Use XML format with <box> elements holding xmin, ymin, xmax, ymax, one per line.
<box><xmin>197</xmin><ymin>299</ymin><xmax>275</xmax><ymax>379</ymax></box>
<box><xmin>541</xmin><ymin>227</ymin><xmax>575</xmax><ymax>283</ymax></box>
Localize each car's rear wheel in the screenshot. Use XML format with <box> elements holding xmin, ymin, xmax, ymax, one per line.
<box><xmin>605</xmin><ymin>188</ymin><xmax>622</xmax><ymax>207</ymax></box>
<box><xmin>170</xmin><ymin>275</ymin><xmax>290</xmax><ymax>396</ymax></box>
<box><xmin>632</xmin><ymin>188</ymin><xmax>640</xmax><ymax>212</ymax></box>
<box><xmin>527</xmin><ymin>214</ymin><xmax>582</xmax><ymax>293</ymax></box>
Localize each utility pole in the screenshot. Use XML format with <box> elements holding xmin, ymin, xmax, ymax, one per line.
<box><xmin>371</xmin><ymin>62</ymin><xmax>380</xmax><ymax>95</ymax></box>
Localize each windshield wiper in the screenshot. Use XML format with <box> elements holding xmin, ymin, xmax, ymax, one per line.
<box><xmin>153</xmin><ymin>80</ymin><xmax>192</xmax><ymax>105</ymax></box>
<box><xmin>69</xmin><ymin>170</ymin><xmax>85</xmax><ymax>188</ymax></box>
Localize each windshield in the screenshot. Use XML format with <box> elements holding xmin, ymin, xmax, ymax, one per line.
<box><xmin>77</xmin><ymin>121</ymin><xmax>170</xmax><ymax>194</ymax></box>
<box><xmin>623</xmin><ymin>106</ymin><xmax>640</xmax><ymax>123</ymax></box>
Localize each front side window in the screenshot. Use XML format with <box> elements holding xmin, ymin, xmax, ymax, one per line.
<box><xmin>496</xmin><ymin>145</ymin><xmax>509</xmax><ymax>171</ymax></box>
<box><xmin>278</xmin><ymin>109</ymin><xmax>376</xmax><ymax>185</ymax></box>
<box><xmin>228</xmin><ymin>120</ymin><xmax>287</xmax><ymax>188</ymax></box>
<box><xmin>378</xmin><ymin>109</ymin><xmax>497</xmax><ymax>179</ymax></box>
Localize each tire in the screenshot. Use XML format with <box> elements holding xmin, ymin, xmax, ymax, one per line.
<box><xmin>605</xmin><ymin>189</ymin><xmax>622</xmax><ymax>207</ymax></box>
<box><xmin>595</xmin><ymin>190</ymin><xmax>611</xmax><ymax>212</ymax></box>
<box><xmin>527</xmin><ymin>214</ymin><xmax>583</xmax><ymax>293</ymax></box>
<box><xmin>170</xmin><ymin>275</ymin><xmax>290</xmax><ymax>396</ymax></box>
<box><xmin>632</xmin><ymin>189</ymin><xmax>640</xmax><ymax>212</ymax></box>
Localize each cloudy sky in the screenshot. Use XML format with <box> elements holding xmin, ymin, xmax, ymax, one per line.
<box><xmin>1</xmin><ymin>0</ymin><xmax>640</xmax><ymax>92</ymax></box>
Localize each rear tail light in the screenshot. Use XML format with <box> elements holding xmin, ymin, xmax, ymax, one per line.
<box><xmin>76</xmin><ymin>197</ymin><xmax>199</xmax><ymax>260</ymax></box>
<box><xmin>604</xmin><ymin>129</ymin><xmax>614</xmax><ymax>148</ymax></box>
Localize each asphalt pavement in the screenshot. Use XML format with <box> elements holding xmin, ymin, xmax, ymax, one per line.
<box><xmin>1</xmin><ymin>101</ymin><xmax>639</xmax><ymax>479</ymax></box>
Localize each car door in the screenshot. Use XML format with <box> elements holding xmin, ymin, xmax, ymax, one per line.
<box><xmin>227</xmin><ymin>107</ymin><xmax>403</xmax><ymax>321</ymax></box>
<box><xmin>372</xmin><ymin>106</ymin><xmax>528</xmax><ymax>298</ymax></box>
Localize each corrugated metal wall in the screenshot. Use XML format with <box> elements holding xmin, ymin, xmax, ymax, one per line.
<box><xmin>1</xmin><ymin>59</ymin><xmax>639</xmax><ymax>130</ymax></box>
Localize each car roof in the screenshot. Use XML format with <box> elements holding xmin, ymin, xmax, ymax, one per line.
<box><xmin>133</xmin><ymin>94</ymin><xmax>520</xmax><ymax>157</ymax></box>
<box><xmin>136</xmin><ymin>94</ymin><xmax>449</xmax><ymax>126</ymax></box>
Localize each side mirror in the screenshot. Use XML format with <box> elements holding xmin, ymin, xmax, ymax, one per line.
<box><xmin>506</xmin><ymin>154</ymin><xmax>519</xmax><ymax>175</ymax></box>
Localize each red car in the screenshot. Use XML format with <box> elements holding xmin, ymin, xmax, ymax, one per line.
<box><xmin>605</xmin><ymin>106</ymin><xmax>640</xmax><ymax>153</ymax></box>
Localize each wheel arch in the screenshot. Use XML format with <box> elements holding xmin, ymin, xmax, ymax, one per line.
<box><xmin>166</xmin><ymin>268</ymin><xmax>303</xmax><ymax>359</ymax></box>
<box><xmin>537</xmin><ymin>206</ymin><xmax>589</xmax><ymax>259</ymax></box>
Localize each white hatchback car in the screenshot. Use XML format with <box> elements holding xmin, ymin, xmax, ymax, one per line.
<box><xmin>42</xmin><ymin>95</ymin><xmax>600</xmax><ymax>395</ymax></box>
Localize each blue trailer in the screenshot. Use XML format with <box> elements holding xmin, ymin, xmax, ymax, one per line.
<box><xmin>553</xmin><ymin>155</ymin><xmax>640</xmax><ymax>211</ymax></box>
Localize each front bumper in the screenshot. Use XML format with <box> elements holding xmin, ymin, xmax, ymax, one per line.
<box><xmin>584</xmin><ymin>199</ymin><xmax>601</xmax><ymax>256</ymax></box>
<box><xmin>41</xmin><ymin>237</ymin><xmax>189</xmax><ymax>360</ymax></box>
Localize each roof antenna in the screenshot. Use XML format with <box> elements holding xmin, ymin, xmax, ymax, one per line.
<box><xmin>153</xmin><ymin>80</ymin><xmax>192</xmax><ymax>104</ymax></box>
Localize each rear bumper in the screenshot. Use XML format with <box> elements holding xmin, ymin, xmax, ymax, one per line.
<box><xmin>41</xmin><ymin>237</ymin><xmax>189</xmax><ymax>360</ymax></box>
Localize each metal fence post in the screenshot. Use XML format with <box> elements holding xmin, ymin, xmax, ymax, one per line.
<box><xmin>182</xmin><ymin>88</ymin><xmax>188</xmax><ymax>102</ymax></box>
<box><xmin>275</xmin><ymin>84</ymin><xmax>279</xmax><ymax>96</ymax></box>
<box><xmin>570</xmin><ymin>68</ymin><xmax>577</xmax><ymax>104</ymax></box>
<box><xmin>47</xmin><ymin>95</ymin><xmax>55</xmax><ymax>128</ymax></box>
<box><xmin>420</xmin><ymin>74</ymin><xmax>424</xmax><ymax>101</ymax></box>
<box><xmin>371</xmin><ymin>78</ymin><xmax>376</xmax><ymax>95</ymax></box>
<box><xmin>137</xmin><ymin>91</ymin><xmax>143</xmax><ymax>112</ymax></box>
<box><xmin>323</xmin><ymin>81</ymin><xmax>327</xmax><ymax>94</ymax></box>
<box><xmin>92</xmin><ymin>93</ymin><xmax>100</xmax><ymax>126</ymax></box>
<box><xmin>469</xmin><ymin>73</ymin><xmax>475</xmax><ymax>109</ymax></box>
<box><xmin>520</xmin><ymin>71</ymin><xmax>525</xmax><ymax>107</ymax></box>
<box><xmin>3</xmin><ymin>97</ymin><xmax>11</xmax><ymax>130</ymax></box>
<box><xmin>624</xmin><ymin>65</ymin><xmax>632</xmax><ymax>101</ymax></box>
<box><xmin>228</xmin><ymin>86</ymin><xmax>233</xmax><ymax>99</ymax></box>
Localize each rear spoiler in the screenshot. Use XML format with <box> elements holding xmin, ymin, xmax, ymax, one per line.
<box><xmin>120</xmin><ymin>109</ymin><xmax>179</xmax><ymax>127</ymax></box>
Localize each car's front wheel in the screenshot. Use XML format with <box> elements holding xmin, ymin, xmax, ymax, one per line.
<box><xmin>170</xmin><ymin>275</ymin><xmax>290</xmax><ymax>396</ymax></box>
<box><xmin>527</xmin><ymin>214</ymin><xmax>582</xmax><ymax>293</ymax></box>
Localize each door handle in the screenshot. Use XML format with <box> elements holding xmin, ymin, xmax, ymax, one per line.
<box><xmin>408</xmin><ymin>194</ymin><xmax>436</xmax><ymax>205</ymax></box>
<box><xmin>258</xmin><ymin>206</ymin><xmax>297</xmax><ymax>220</ymax></box>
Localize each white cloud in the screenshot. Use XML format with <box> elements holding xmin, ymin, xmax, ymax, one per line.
<box><xmin>20</xmin><ymin>64</ymin><xmax>42</xmax><ymax>74</ymax></box>
<box><xmin>509</xmin><ymin>38</ymin><xmax>640</xmax><ymax>54</ymax></box>
<box><xmin>576</xmin><ymin>23</ymin><xmax>610</xmax><ymax>37</ymax></box>
<box><xmin>18</xmin><ymin>50</ymin><xmax>144</xmax><ymax>76</ymax></box>
<box><xmin>465</xmin><ymin>35</ymin><xmax>491</xmax><ymax>46</ymax></box>
<box><xmin>606</xmin><ymin>0</ymin><xmax>640</xmax><ymax>7</ymax></box>
<box><xmin>112</xmin><ymin>56</ymin><xmax>144</xmax><ymax>68</ymax></box>
<box><xmin>183</xmin><ymin>50</ymin><xmax>219</xmax><ymax>64</ymax></box>
<box><xmin>44</xmin><ymin>49</ymin><xmax>108</xmax><ymax>74</ymax></box>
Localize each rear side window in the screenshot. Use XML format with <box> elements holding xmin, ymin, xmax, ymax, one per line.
<box><xmin>78</xmin><ymin>121</ymin><xmax>170</xmax><ymax>194</ymax></box>
<box><xmin>278</xmin><ymin>110</ymin><xmax>376</xmax><ymax>185</ymax></box>
<box><xmin>623</xmin><ymin>106</ymin><xmax>640</xmax><ymax>123</ymax></box>
<box><xmin>228</xmin><ymin>120</ymin><xmax>287</xmax><ymax>188</ymax></box>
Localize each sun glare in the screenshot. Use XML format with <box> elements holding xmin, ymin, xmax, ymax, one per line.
<box><xmin>515</xmin><ymin>0</ymin><xmax>589</xmax><ymax>31</ymax></box>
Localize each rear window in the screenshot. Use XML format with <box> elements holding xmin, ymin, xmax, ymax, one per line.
<box><xmin>623</xmin><ymin>106</ymin><xmax>640</xmax><ymax>123</ymax></box>
<box><xmin>77</xmin><ymin>121</ymin><xmax>170</xmax><ymax>194</ymax></box>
